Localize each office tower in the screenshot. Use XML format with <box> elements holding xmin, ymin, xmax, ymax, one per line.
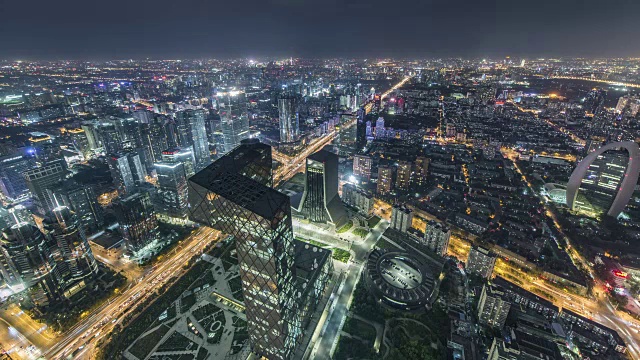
<box><xmin>174</xmin><ymin>112</ymin><xmax>193</xmax><ymax>148</ymax></box>
<box><xmin>0</xmin><ymin>154</ymin><xmax>34</xmax><ymax>201</ymax></box>
<box><xmin>342</xmin><ymin>183</ymin><xmax>374</xmax><ymax>216</ymax></box>
<box><xmin>566</xmin><ymin>141</ymin><xmax>640</xmax><ymax>218</ymax></box>
<box><xmin>68</xmin><ymin>128</ymin><xmax>90</xmax><ymax>158</ymax></box>
<box><xmin>81</xmin><ymin>122</ymin><xmax>101</xmax><ymax>151</ymax></box>
<box><xmin>176</xmin><ymin>109</ymin><xmax>210</xmax><ymax>170</ymax></box>
<box><xmin>47</xmin><ymin>180</ymin><xmax>103</xmax><ymax>233</ymax></box>
<box><xmin>23</xmin><ymin>159</ymin><xmax>67</xmax><ymax>215</ymax></box>
<box><xmin>278</xmin><ymin>96</ymin><xmax>299</xmax><ymax>143</ymax></box>
<box><xmin>396</xmin><ymin>161</ymin><xmax>412</xmax><ymax>190</ymax></box>
<box><xmin>390</xmin><ymin>204</ymin><xmax>413</xmax><ymax>232</ymax></box>
<box><xmin>365</xmin><ymin>121</ymin><xmax>373</xmax><ymax>138</ymax></box>
<box><xmin>97</xmin><ymin>123</ymin><xmax>122</xmax><ymax>154</ymax></box>
<box><xmin>43</xmin><ymin>206</ymin><xmax>98</xmax><ymax>284</ymax></box>
<box><xmin>143</xmin><ymin>117</ymin><xmax>168</xmax><ymax>163</ymax></box>
<box><xmin>161</xmin><ymin>147</ymin><xmax>196</xmax><ymax>178</ymax></box>
<box><xmin>335</xmin><ymin>115</ymin><xmax>357</xmax><ymax>157</ymax></box>
<box><xmin>188</xmin><ymin>140</ymin><xmax>299</xmax><ymax>360</ymax></box>
<box><xmin>353</xmin><ymin>155</ymin><xmax>372</xmax><ymax>181</ymax></box>
<box><xmin>423</xmin><ymin>220</ymin><xmax>450</xmax><ymax>256</ymax></box>
<box><xmin>413</xmin><ymin>156</ymin><xmax>430</xmax><ymax>186</ymax></box>
<box><xmin>355</xmin><ymin>109</ymin><xmax>367</xmax><ymax>150</ymax></box>
<box><xmin>467</xmin><ymin>245</ymin><xmax>496</xmax><ymax>279</ymax></box>
<box><xmin>377</xmin><ymin>165</ymin><xmax>393</xmax><ymax>195</ymax></box>
<box><xmin>154</xmin><ymin>162</ymin><xmax>189</xmax><ymax>221</ymax></box>
<box><xmin>126</xmin><ymin>151</ymin><xmax>147</xmax><ymax>184</ymax></box>
<box><xmin>115</xmin><ymin>191</ymin><xmax>158</xmax><ymax>255</ymax></box>
<box><xmin>375</xmin><ymin>116</ymin><xmax>385</xmax><ymax>133</ymax></box>
<box><xmin>218</xmin><ymin>91</ymin><xmax>250</xmax><ymax>153</ymax></box>
<box><xmin>107</xmin><ymin>154</ymin><xmax>135</xmax><ymax>196</ymax></box>
<box><xmin>478</xmin><ymin>283</ymin><xmax>511</xmax><ymax>328</ymax></box>
<box><xmin>298</xmin><ymin>150</ymin><xmax>347</xmax><ymax>226</ymax></box>
<box><xmin>0</xmin><ymin>222</ymin><xmax>62</xmax><ymax>305</ymax></box>
<box><xmin>120</xmin><ymin>118</ymin><xmax>145</xmax><ymax>149</ymax></box>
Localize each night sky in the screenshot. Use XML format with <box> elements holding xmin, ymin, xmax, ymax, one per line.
<box><xmin>1</xmin><ymin>0</ymin><xmax>638</xmax><ymax>60</ymax></box>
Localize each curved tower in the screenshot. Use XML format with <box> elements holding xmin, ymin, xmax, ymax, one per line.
<box><xmin>566</xmin><ymin>141</ymin><xmax>640</xmax><ymax>217</ymax></box>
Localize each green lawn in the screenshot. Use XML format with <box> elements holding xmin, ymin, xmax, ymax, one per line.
<box><xmin>353</xmin><ymin>228</ymin><xmax>369</xmax><ymax>238</ymax></box>
<box><xmin>332</xmin><ymin>248</ymin><xmax>351</xmax><ymax>263</ymax></box>
<box><xmin>336</xmin><ymin>221</ymin><xmax>354</xmax><ymax>233</ymax></box>
<box><xmin>343</xmin><ymin>317</ymin><xmax>377</xmax><ymax>345</ymax></box>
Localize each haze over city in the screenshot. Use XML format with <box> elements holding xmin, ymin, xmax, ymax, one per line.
<box><xmin>0</xmin><ymin>2</ymin><xmax>639</xmax><ymax>360</ymax></box>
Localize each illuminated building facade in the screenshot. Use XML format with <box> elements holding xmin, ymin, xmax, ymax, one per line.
<box><xmin>115</xmin><ymin>191</ymin><xmax>159</xmax><ymax>255</ymax></box>
<box><xmin>299</xmin><ymin>150</ymin><xmax>347</xmax><ymax>226</ymax></box>
<box><xmin>278</xmin><ymin>96</ymin><xmax>299</xmax><ymax>143</ymax></box>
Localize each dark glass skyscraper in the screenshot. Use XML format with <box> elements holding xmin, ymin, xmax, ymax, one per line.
<box><xmin>278</xmin><ymin>96</ymin><xmax>299</xmax><ymax>143</ymax></box>
<box><xmin>218</xmin><ymin>91</ymin><xmax>250</xmax><ymax>153</ymax></box>
<box><xmin>176</xmin><ymin>109</ymin><xmax>210</xmax><ymax>171</ymax></box>
<box><xmin>298</xmin><ymin>149</ymin><xmax>347</xmax><ymax>226</ymax></box>
<box><xmin>188</xmin><ymin>140</ymin><xmax>300</xmax><ymax>360</ymax></box>
<box><xmin>115</xmin><ymin>191</ymin><xmax>158</xmax><ymax>256</ymax></box>
<box><xmin>23</xmin><ymin>159</ymin><xmax>67</xmax><ymax>215</ymax></box>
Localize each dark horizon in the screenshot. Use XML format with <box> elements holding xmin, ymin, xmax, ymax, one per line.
<box><xmin>1</xmin><ymin>0</ymin><xmax>639</xmax><ymax>60</ymax></box>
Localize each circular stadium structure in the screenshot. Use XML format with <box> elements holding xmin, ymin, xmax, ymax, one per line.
<box><xmin>566</xmin><ymin>141</ymin><xmax>640</xmax><ymax>218</ymax></box>
<box><xmin>365</xmin><ymin>249</ymin><xmax>436</xmax><ymax>311</ymax></box>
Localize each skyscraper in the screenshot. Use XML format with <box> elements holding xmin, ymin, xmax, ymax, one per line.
<box><xmin>176</xmin><ymin>109</ymin><xmax>210</xmax><ymax>170</ymax></box>
<box><xmin>298</xmin><ymin>150</ymin><xmax>347</xmax><ymax>226</ymax></box>
<box><xmin>0</xmin><ymin>154</ymin><xmax>34</xmax><ymax>201</ymax></box>
<box><xmin>413</xmin><ymin>156</ymin><xmax>430</xmax><ymax>186</ymax></box>
<box><xmin>43</xmin><ymin>206</ymin><xmax>98</xmax><ymax>284</ymax></box>
<box><xmin>188</xmin><ymin>140</ymin><xmax>299</xmax><ymax>360</ymax></box>
<box><xmin>218</xmin><ymin>91</ymin><xmax>250</xmax><ymax>153</ymax></box>
<box><xmin>107</xmin><ymin>154</ymin><xmax>136</xmax><ymax>196</ymax></box>
<box><xmin>377</xmin><ymin>165</ymin><xmax>393</xmax><ymax>195</ymax></box>
<box><xmin>0</xmin><ymin>222</ymin><xmax>62</xmax><ymax>305</ymax></box>
<box><xmin>161</xmin><ymin>147</ymin><xmax>196</xmax><ymax>179</ymax></box>
<box><xmin>154</xmin><ymin>162</ymin><xmax>189</xmax><ymax>221</ymax></box>
<box><xmin>142</xmin><ymin>117</ymin><xmax>168</xmax><ymax>164</ymax></box>
<box><xmin>188</xmin><ymin>139</ymin><xmax>331</xmax><ymax>360</ymax></box>
<box><xmin>278</xmin><ymin>96</ymin><xmax>299</xmax><ymax>143</ymax></box>
<box><xmin>115</xmin><ymin>191</ymin><xmax>158</xmax><ymax>256</ymax></box>
<box><xmin>23</xmin><ymin>159</ymin><xmax>67</xmax><ymax>215</ymax></box>
<box><xmin>47</xmin><ymin>180</ymin><xmax>103</xmax><ymax>233</ymax></box>
<box><xmin>566</xmin><ymin>141</ymin><xmax>640</xmax><ymax>218</ymax></box>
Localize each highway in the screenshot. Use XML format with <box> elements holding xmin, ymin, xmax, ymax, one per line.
<box><xmin>44</xmin><ymin>226</ymin><xmax>221</xmax><ymax>360</ymax></box>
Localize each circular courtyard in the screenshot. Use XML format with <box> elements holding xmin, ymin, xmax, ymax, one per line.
<box><xmin>365</xmin><ymin>249</ymin><xmax>436</xmax><ymax>311</ymax></box>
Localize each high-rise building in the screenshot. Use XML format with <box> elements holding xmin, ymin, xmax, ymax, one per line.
<box><xmin>377</xmin><ymin>165</ymin><xmax>393</xmax><ymax>195</ymax></box>
<box><xmin>375</xmin><ymin>116</ymin><xmax>385</xmax><ymax>133</ymax></box>
<box><xmin>278</xmin><ymin>96</ymin><xmax>299</xmax><ymax>143</ymax></box>
<box><xmin>81</xmin><ymin>122</ymin><xmax>101</xmax><ymax>151</ymax></box>
<box><xmin>97</xmin><ymin>123</ymin><xmax>122</xmax><ymax>154</ymax></box>
<box><xmin>0</xmin><ymin>222</ymin><xmax>62</xmax><ymax>305</ymax></box>
<box><xmin>188</xmin><ymin>140</ymin><xmax>329</xmax><ymax>360</ymax></box>
<box><xmin>142</xmin><ymin>117</ymin><xmax>168</xmax><ymax>164</ymax></box>
<box><xmin>115</xmin><ymin>191</ymin><xmax>158</xmax><ymax>255</ymax></box>
<box><xmin>396</xmin><ymin>161</ymin><xmax>412</xmax><ymax>190</ymax></box>
<box><xmin>298</xmin><ymin>150</ymin><xmax>347</xmax><ymax>226</ymax></box>
<box><xmin>127</xmin><ymin>151</ymin><xmax>147</xmax><ymax>184</ymax></box>
<box><xmin>413</xmin><ymin>156</ymin><xmax>430</xmax><ymax>186</ymax></box>
<box><xmin>353</xmin><ymin>155</ymin><xmax>372</xmax><ymax>181</ymax></box>
<box><xmin>477</xmin><ymin>283</ymin><xmax>511</xmax><ymax>328</ymax></box>
<box><xmin>423</xmin><ymin>220</ymin><xmax>450</xmax><ymax>256</ymax></box>
<box><xmin>161</xmin><ymin>147</ymin><xmax>196</xmax><ymax>178</ymax></box>
<box><xmin>467</xmin><ymin>245</ymin><xmax>496</xmax><ymax>279</ymax></box>
<box><xmin>0</xmin><ymin>154</ymin><xmax>34</xmax><ymax>201</ymax></box>
<box><xmin>335</xmin><ymin>115</ymin><xmax>357</xmax><ymax>157</ymax></box>
<box><xmin>566</xmin><ymin>141</ymin><xmax>640</xmax><ymax>218</ymax></box>
<box><xmin>176</xmin><ymin>109</ymin><xmax>210</xmax><ymax>170</ymax></box>
<box><xmin>23</xmin><ymin>159</ymin><xmax>67</xmax><ymax>215</ymax></box>
<box><xmin>154</xmin><ymin>162</ymin><xmax>189</xmax><ymax>221</ymax></box>
<box><xmin>342</xmin><ymin>183</ymin><xmax>374</xmax><ymax>216</ymax></box>
<box><xmin>47</xmin><ymin>180</ymin><xmax>103</xmax><ymax>233</ymax></box>
<box><xmin>390</xmin><ymin>204</ymin><xmax>413</xmax><ymax>232</ymax></box>
<box><xmin>218</xmin><ymin>91</ymin><xmax>250</xmax><ymax>153</ymax></box>
<box><xmin>107</xmin><ymin>154</ymin><xmax>136</xmax><ymax>196</ymax></box>
<box><xmin>43</xmin><ymin>206</ymin><xmax>98</xmax><ymax>284</ymax></box>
